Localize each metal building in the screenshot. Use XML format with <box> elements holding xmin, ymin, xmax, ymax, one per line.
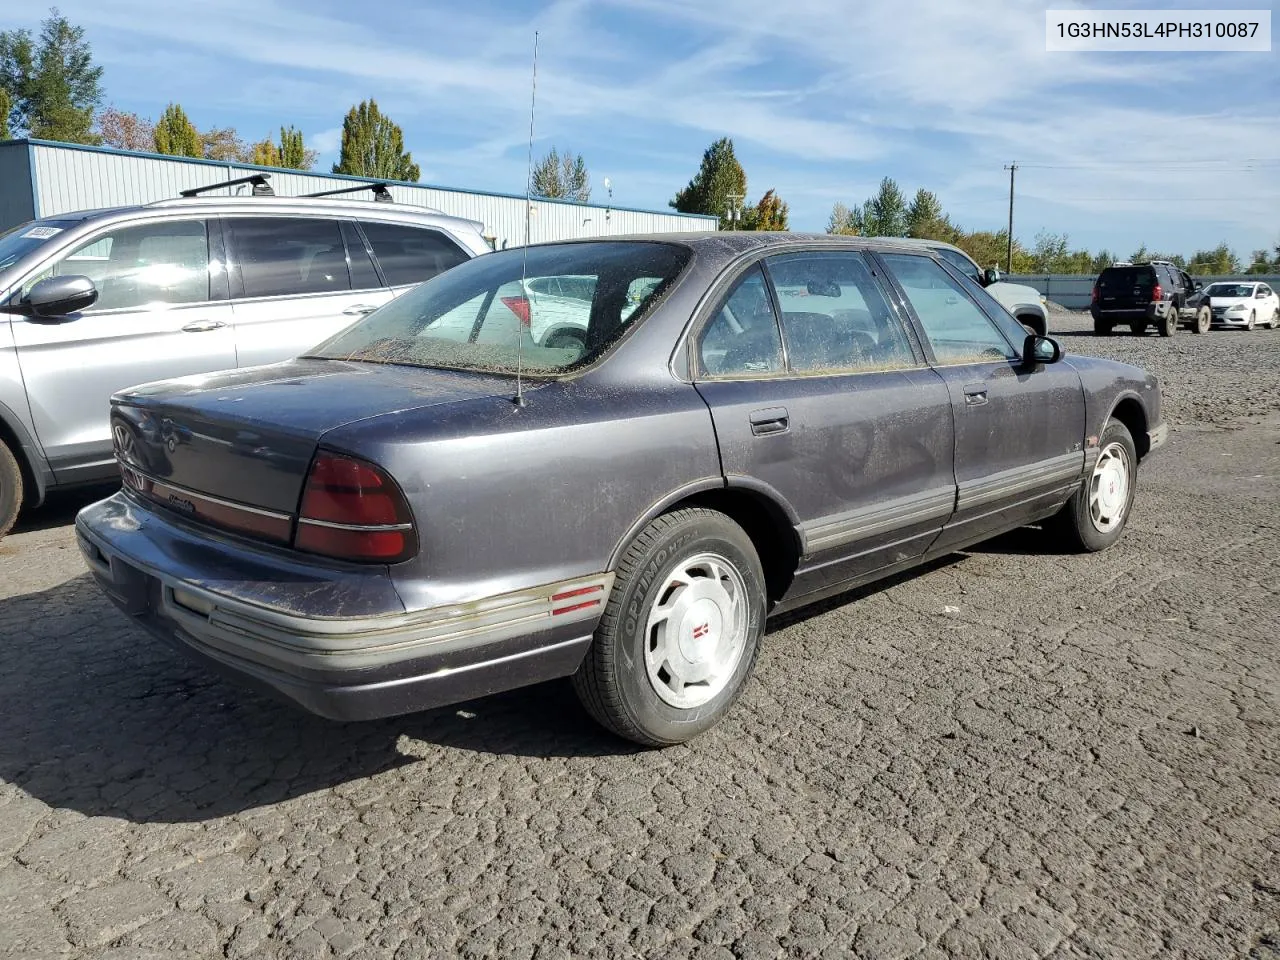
<box><xmin>0</xmin><ymin>138</ymin><xmax>718</xmax><ymax>245</ymax></box>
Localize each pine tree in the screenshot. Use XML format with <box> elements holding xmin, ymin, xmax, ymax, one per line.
<box><xmin>278</xmin><ymin>126</ymin><xmax>314</xmax><ymax>169</ymax></box>
<box><xmin>0</xmin><ymin>9</ymin><xmax>103</xmax><ymax>143</ymax></box>
<box><xmin>671</xmin><ymin>137</ymin><xmax>747</xmax><ymax>229</ymax></box>
<box><xmin>530</xmin><ymin>147</ymin><xmax>590</xmax><ymax>202</ymax></box>
<box><xmin>152</xmin><ymin>103</ymin><xmax>201</xmax><ymax>157</ymax></box>
<box><xmin>332</xmin><ymin>100</ymin><xmax>420</xmax><ymax>181</ymax></box>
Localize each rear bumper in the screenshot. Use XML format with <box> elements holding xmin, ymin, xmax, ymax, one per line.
<box><xmin>75</xmin><ymin>493</ymin><xmax>608</xmax><ymax>721</ymax></box>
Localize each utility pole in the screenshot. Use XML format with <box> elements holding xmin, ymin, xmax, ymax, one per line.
<box><xmin>1003</xmin><ymin>162</ymin><xmax>1017</xmax><ymax>274</ymax></box>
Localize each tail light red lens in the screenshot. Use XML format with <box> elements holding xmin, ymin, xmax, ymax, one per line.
<box><xmin>1091</xmin><ymin>285</ymin><xmax>1099</xmax><ymax>304</ymax></box>
<box><xmin>1152</xmin><ymin>283</ymin><xmax>1163</xmax><ymax>302</ymax></box>
<box><xmin>294</xmin><ymin>452</ymin><xmax>417</xmax><ymax>563</ymax></box>
<box><xmin>501</xmin><ymin>295</ymin><xmax>532</xmax><ymax>327</ymax></box>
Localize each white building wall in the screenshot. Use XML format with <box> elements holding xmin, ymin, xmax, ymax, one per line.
<box><xmin>26</xmin><ymin>142</ymin><xmax>717</xmax><ymax>246</ymax></box>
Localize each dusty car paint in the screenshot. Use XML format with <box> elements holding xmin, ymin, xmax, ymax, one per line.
<box><xmin>77</xmin><ymin>233</ymin><xmax>1166</xmax><ymax>722</ymax></box>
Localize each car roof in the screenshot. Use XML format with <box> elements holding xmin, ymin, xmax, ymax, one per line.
<box><xmin>63</xmin><ymin>196</ymin><xmax>485</xmax><ymax>234</ymax></box>
<box><xmin>531</xmin><ymin>231</ymin><xmax>964</xmax><ymax>261</ymax></box>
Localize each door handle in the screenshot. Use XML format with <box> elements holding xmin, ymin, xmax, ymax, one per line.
<box><xmin>962</xmin><ymin>384</ymin><xmax>988</xmax><ymax>406</ymax></box>
<box><xmin>749</xmin><ymin>406</ymin><xmax>789</xmax><ymax>436</ymax></box>
<box><xmin>342</xmin><ymin>304</ymin><xmax>379</xmax><ymax>316</ymax></box>
<box><xmin>181</xmin><ymin>319</ymin><xmax>227</xmax><ymax>333</ymax></box>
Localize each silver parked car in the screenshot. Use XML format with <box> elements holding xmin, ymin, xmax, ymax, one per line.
<box><xmin>0</xmin><ymin>175</ymin><xmax>490</xmax><ymax>536</ymax></box>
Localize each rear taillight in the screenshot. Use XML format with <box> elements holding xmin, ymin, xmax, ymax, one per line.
<box><xmin>294</xmin><ymin>452</ymin><xmax>417</xmax><ymax>563</ymax></box>
<box><xmin>501</xmin><ymin>295</ymin><xmax>532</xmax><ymax>327</ymax></box>
<box><xmin>1091</xmin><ymin>285</ymin><xmax>1099</xmax><ymax>304</ymax></box>
<box><xmin>1152</xmin><ymin>283</ymin><xmax>1163</xmax><ymax>302</ymax></box>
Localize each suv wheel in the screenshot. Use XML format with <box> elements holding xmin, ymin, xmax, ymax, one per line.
<box><xmin>0</xmin><ymin>440</ymin><xmax>23</xmax><ymax>540</ymax></box>
<box><xmin>1191</xmin><ymin>306</ymin><xmax>1210</xmax><ymax>334</ymax></box>
<box><xmin>1158</xmin><ymin>309</ymin><xmax>1177</xmax><ymax>337</ymax></box>
<box><xmin>572</xmin><ymin>508</ymin><xmax>766</xmax><ymax>746</ymax></box>
<box><xmin>1130</xmin><ymin>321</ymin><xmax>1146</xmax><ymax>336</ymax></box>
<box><xmin>1093</xmin><ymin>318</ymin><xmax>1112</xmax><ymax>336</ymax></box>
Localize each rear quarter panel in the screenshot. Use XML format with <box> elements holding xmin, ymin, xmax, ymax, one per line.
<box><xmin>319</xmin><ymin>375</ymin><xmax>722</xmax><ymax>613</ymax></box>
<box><xmin>1066</xmin><ymin>355</ymin><xmax>1162</xmax><ymax>447</ymax></box>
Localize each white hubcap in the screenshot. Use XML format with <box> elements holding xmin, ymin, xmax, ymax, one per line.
<box><xmin>1089</xmin><ymin>442</ymin><xmax>1131</xmax><ymax>534</ymax></box>
<box><xmin>644</xmin><ymin>553</ymin><xmax>748</xmax><ymax>709</ymax></box>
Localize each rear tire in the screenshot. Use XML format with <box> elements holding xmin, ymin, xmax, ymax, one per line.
<box><xmin>0</xmin><ymin>440</ymin><xmax>23</xmax><ymax>540</ymax></box>
<box><xmin>1093</xmin><ymin>319</ymin><xmax>1112</xmax><ymax>336</ymax></box>
<box><xmin>1191</xmin><ymin>306</ymin><xmax>1210</xmax><ymax>334</ymax></box>
<box><xmin>1130</xmin><ymin>321</ymin><xmax>1146</xmax><ymax>336</ymax></box>
<box><xmin>1049</xmin><ymin>420</ymin><xmax>1138</xmax><ymax>553</ymax></box>
<box><xmin>572</xmin><ymin>508</ymin><xmax>766</xmax><ymax>746</ymax></box>
<box><xmin>1158</xmin><ymin>309</ymin><xmax>1176</xmax><ymax>337</ymax></box>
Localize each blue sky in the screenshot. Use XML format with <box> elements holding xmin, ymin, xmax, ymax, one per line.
<box><xmin>5</xmin><ymin>0</ymin><xmax>1278</xmax><ymax>258</ymax></box>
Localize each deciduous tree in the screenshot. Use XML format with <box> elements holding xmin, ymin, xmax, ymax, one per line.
<box><xmin>0</xmin><ymin>8</ymin><xmax>103</xmax><ymax>143</ymax></box>
<box><xmin>743</xmin><ymin>188</ymin><xmax>789</xmax><ymax>231</ymax></box>
<box><xmin>332</xmin><ymin>100</ymin><xmax>420</xmax><ymax>181</ymax></box>
<box><xmin>200</xmin><ymin>126</ymin><xmax>249</xmax><ymax>162</ymax></box>
<box><xmin>96</xmin><ymin>106</ymin><xmax>152</xmax><ymax>151</ymax></box>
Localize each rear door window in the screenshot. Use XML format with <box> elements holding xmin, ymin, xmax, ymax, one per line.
<box><xmin>227</xmin><ymin>218</ymin><xmax>351</xmax><ymax>298</ymax></box>
<box><xmin>766</xmin><ymin>251</ymin><xmax>917</xmax><ymax>374</ymax></box>
<box><xmin>359</xmin><ymin>221</ymin><xmax>469</xmax><ymax>287</ymax></box>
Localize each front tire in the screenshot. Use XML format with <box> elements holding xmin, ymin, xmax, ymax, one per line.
<box><xmin>1247</xmin><ymin>311</ymin><xmax>1256</xmax><ymax>331</ymax></box>
<box><xmin>1049</xmin><ymin>420</ymin><xmax>1138</xmax><ymax>553</ymax></box>
<box><xmin>573</xmin><ymin>508</ymin><xmax>766</xmax><ymax>746</ymax></box>
<box><xmin>0</xmin><ymin>440</ymin><xmax>23</xmax><ymax>540</ymax></box>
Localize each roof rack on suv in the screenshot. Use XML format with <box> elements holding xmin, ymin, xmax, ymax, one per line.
<box><xmin>1146</xmin><ymin>259</ymin><xmax>1175</xmax><ymax>266</ymax></box>
<box><xmin>300</xmin><ymin>183</ymin><xmax>394</xmax><ymax>203</ymax></box>
<box><xmin>179</xmin><ymin>173</ymin><xmax>274</xmax><ymax>198</ymax></box>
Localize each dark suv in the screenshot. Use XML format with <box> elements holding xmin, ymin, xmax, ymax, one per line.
<box><xmin>1090</xmin><ymin>261</ymin><xmax>1210</xmax><ymax>336</ymax></box>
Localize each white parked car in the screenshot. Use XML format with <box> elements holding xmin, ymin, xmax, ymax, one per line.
<box><xmin>1203</xmin><ymin>281</ymin><xmax>1279</xmax><ymax>330</ymax></box>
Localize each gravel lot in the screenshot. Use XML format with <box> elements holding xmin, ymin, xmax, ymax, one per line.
<box><xmin>2</xmin><ymin>310</ymin><xmax>1277</xmax><ymax>960</ymax></box>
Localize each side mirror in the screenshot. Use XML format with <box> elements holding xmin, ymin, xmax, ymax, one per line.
<box><xmin>982</xmin><ymin>267</ymin><xmax>1001</xmax><ymax>285</ymax></box>
<box><xmin>22</xmin><ymin>275</ymin><xmax>98</xmax><ymax>319</ymax></box>
<box><xmin>1023</xmin><ymin>334</ymin><xmax>1062</xmax><ymax>366</ymax></box>
<box><xmin>1193</xmin><ymin>280</ymin><xmax>1203</xmax><ymax>291</ymax></box>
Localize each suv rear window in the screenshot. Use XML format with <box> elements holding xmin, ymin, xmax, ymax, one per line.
<box><xmin>307</xmin><ymin>241</ymin><xmax>690</xmax><ymax>375</ymax></box>
<box><xmin>1099</xmin><ymin>267</ymin><xmax>1155</xmax><ymax>292</ymax></box>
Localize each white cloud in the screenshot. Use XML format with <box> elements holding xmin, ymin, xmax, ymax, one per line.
<box><xmin>308</xmin><ymin>126</ymin><xmax>343</xmax><ymax>156</ymax></box>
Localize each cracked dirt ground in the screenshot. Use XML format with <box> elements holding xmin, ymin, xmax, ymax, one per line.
<box><xmin>1</xmin><ymin>311</ymin><xmax>1277</xmax><ymax>959</ymax></box>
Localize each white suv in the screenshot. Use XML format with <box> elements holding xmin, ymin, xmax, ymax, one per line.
<box><xmin>898</xmin><ymin>240</ymin><xmax>1050</xmax><ymax>337</ymax></box>
<box><xmin>0</xmin><ymin>174</ymin><xmax>490</xmax><ymax>537</ymax></box>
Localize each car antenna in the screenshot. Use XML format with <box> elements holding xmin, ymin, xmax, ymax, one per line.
<box><xmin>514</xmin><ymin>30</ymin><xmax>539</xmax><ymax>408</ymax></box>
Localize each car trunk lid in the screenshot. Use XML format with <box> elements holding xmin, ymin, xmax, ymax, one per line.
<box><xmin>110</xmin><ymin>359</ymin><xmax>519</xmax><ymax>529</ymax></box>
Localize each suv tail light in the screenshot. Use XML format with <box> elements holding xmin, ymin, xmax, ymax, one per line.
<box><xmin>1152</xmin><ymin>283</ymin><xmax>1163</xmax><ymax>302</ymax></box>
<box><xmin>1091</xmin><ymin>285</ymin><xmax>1099</xmax><ymax>304</ymax></box>
<box><xmin>294</xmin><ymin>452</ymin><xmax>417</xmax><ymax>563</ymax></box>
<box><xmin>501</xmin><ymin>295</ymin><xmax>532</xmax><ymax>327</ymax></box>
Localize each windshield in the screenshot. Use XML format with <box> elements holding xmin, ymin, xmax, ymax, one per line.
<box><xmin>307</xmin><ymin>241</ymin><xmax>691</xmax><ymax>375</ymax></box>
<box><xmin>0</xmin><ymin>219</ymin><xmax>81</xmax><ymax>271</ymax></box>
<box><xmin>1204</xmin><ymin>283</ymin><xmax>1254</xmax><ymax>298</ymax></box>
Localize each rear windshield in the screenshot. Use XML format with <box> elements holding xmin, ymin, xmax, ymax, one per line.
<box><xmin>1099</xmin><ymin>267</ymin><xmax>1154</xmax><ymax>290</ymax></box>
<box><xmin>1204</xmin><ymin>283</ymin><xmax>1254</xmax><ymax>298</ymax></box>
<box><xmin>0</xmin><ymin>219</ymin><xmax>81</xmax><ymax>271</ymax></box>
<box><xmin>307</xmin><ymin>241</ymin><xmax>690</xmax><ymax>375</ymax></box>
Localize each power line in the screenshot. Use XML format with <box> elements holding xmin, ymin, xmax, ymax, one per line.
<box><xmin>1018</xmin><ymin>158</ymin><xmax>1280</xmax><ymax>169</ymax></box>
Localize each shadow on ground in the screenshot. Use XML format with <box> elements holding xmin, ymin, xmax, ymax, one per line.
<box><xmin>2</xmin><ymin>537</ymin><xmax>1057</xmax><ymax>823</ymax></box>
<box><xmin>13</xmin><ymin>483</ymin><xmax>118</xmax><ymax>535</ymax></box>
